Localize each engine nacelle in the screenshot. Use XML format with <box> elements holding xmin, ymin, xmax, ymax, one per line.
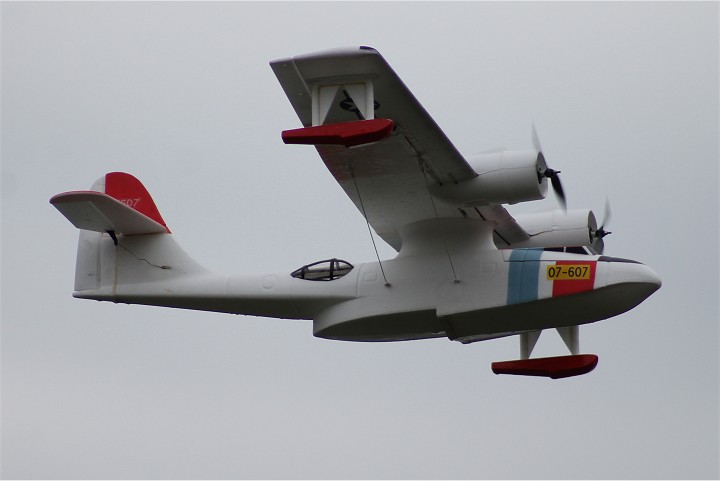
<box><xmin>508</xmin><ymin>209</ymin><xmax>598</xmax><ymax>248</ymax></box>
<box><xmin>430</xmin><ymin>150</ymin><xmax>547</xmax><ymax>206</ymax></box>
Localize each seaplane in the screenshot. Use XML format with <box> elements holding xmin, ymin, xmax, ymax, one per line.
<box><xmin>50</xmin><ymin>47</ymin><xmax>661</xmax><ymax>379</ymax></box>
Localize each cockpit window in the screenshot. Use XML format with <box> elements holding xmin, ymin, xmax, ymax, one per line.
<box><xmin>291</xmin><ymin>258</ymin><xmax>354</xmax><ymax>281</ymax></box>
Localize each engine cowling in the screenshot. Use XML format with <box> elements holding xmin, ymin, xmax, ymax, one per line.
<box><xmin>508</xmin><ymin>209</ymin><xmax>598</xmax><ymax>248</ymax></box>
<box><xmin>430</xmin><ymin>150</ymin><xmax>547</xmax><ymax>206</ymax></box>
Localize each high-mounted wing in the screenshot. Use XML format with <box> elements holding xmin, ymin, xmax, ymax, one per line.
<box><xmin>271</xmin><ymin>47</ymin><xmax>529</xmax><ymax>250</ymax></box>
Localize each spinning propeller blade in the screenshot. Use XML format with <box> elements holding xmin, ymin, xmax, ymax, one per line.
<box><xmin>533</xmin><ymin>124</ymin><xmax>567</xmax><ymax>210</ymax></box>
<box><xmin>591</xmin><ymin>198</ymin><xmax>613</xmax><ymax>254</ymax></box>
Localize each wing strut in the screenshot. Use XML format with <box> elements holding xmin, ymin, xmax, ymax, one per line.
<box><xmin>420</xmin><ymin>161</ymin><xmax>459</xmax><ymax>283</ymax></box>
<box><xmin>350</xmin><ymin>161</ymin><xmax>391</xmax><ymax>288</ymax></box>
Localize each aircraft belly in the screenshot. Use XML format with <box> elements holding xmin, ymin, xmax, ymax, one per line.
<box><xmin>313</xmin><ymin>259</ymin><xmax>443</xmax><ymax>341</ymax></box>
<box><xmin>311</xmin><ymin>250</ymin><xmax>659</xmax><ymax>343</ymax></box>
<box><xmin>313</xmin><ymin>253</ymin><xmax>509</xmax><ymax>342</ymax></box>
<box><xmin>314</xmin><ymin>308</ymin><xmax>444</xmax><ymax>342</ymax></box>
<box><xmin>445</xmin><ymin>282</ymin><xmax>658</xmax><ymax>343</ymax></box>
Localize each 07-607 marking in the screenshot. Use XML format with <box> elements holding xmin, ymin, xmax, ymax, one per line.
<box><xmin>546</xmin><ymin>264</ymin><xmax>590</xmax><ymax>281</ymax></box>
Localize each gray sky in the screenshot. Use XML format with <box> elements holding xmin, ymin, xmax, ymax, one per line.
<box><xmin>2</xmin><ymin>2</ymin><xmax>718</xmax><ymax>479</ymax></box>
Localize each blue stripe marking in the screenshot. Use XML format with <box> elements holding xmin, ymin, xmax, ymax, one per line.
<box><xmin>507</xmin><ymin>249</ymin><xmax>543</xmax><ymax>305</ymax></box>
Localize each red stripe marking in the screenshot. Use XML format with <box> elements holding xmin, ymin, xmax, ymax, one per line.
<box><xmin>552</xmin><ymin>260</ymin><xmax>596</xmax><ymax>297</ymax></box>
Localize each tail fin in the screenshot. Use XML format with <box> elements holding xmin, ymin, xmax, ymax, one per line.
<box><xmin>50</xmin><ymin>172</ymin><xmax>169</xmax><ymax>237</ymax></box>
<box><xmin>51</xmin><ymin>172</ymin><xmax>209</xmax><ymax>298</ymax></box>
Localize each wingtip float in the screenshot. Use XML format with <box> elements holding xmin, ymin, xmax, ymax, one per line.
<box><xmin>492</xmin><ymin>354</ymin><xmax>599</xmax><ymax>379</ymax></box>
<box><xmin>282</xmin><ymin>118</ymin><xmax>395</xmax><ymax>148</ymax></box>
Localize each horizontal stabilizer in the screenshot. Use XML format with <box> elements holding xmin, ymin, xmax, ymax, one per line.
<box><xmin>282</xmin><ymin>118</ymin><xmax>395</xmax><ymax>148</ymax></box>
<box><xmin>492</xmin><ymin>354</ymin><xmax>598</xmax><ymax>379</ymax></box>
<box><xmin>50</xmin><ymin>172</ymin><xmax>170</xmax><ymax>236</ymax></box>
<box><xmin>50</xmin><ymin>191</ymin><xmax>168</xmax><ymax>235</ymax></box>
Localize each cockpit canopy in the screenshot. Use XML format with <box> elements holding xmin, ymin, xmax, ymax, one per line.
<box><xmin>291</xmin><ymin>258</ymin><xmax>354</xmax><ymax>281</ymax></box>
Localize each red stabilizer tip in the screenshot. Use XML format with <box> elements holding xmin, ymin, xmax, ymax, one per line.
<box><xmin>282</xmin><ymin>118</ymin><xmax>395</xmax><ymax>147</ymax></box>
<box><xmin>104</xmin><ymin>172</ymin><xmax>170</xmax><ymax>232</ymax></box>
<box><xmin>492</xmin><ymin>354</ymin><xmax>599</xmax><ymax>379</ymax></box>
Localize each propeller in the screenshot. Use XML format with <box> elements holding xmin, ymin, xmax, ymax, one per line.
<box><xmin>591</xmin><ymin>198</ymin><xmax>613</xmax><ymax>254</ymax></box>
<box><xmin>532</xmin><ymin>124</ymin><xmax>567</xmax><ymax>210</ymax></box>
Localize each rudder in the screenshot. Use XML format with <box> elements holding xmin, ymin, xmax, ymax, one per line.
<box><xmin>103</xmin><ymin>172</ymin><xmax>169</xmax><ymax>232</ymax></box>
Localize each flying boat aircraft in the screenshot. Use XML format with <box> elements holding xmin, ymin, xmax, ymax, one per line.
<box><xmin>50</xmin><ymin>47</ymin><xmax>661</xmax><ymax>379</ymax></box>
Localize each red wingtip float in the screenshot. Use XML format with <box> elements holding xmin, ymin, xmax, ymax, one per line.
<box><xmin>50</xmin><ymin>47</ymin><xmax>661</xmax><ymax>379</ymax></box>
<box><xmin>492</xmin><ymin>354</ymin><xmax>599</xmax><ymax>379</ymax></box>
<box><xmin>282</xmin><ymin>118</ymin><xmax>395</xmax><ymax>148</ymax></box>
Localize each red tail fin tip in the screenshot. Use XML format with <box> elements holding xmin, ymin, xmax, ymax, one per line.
<box><xmin>104</xmin><ymin>172</ymin><xmax>169</xmax><ymax>232</ymax></box>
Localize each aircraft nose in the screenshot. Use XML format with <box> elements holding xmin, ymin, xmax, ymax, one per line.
<box><xmin>632</xmin><ymin>263</ymin><xmax>662</xmax><ymax>293</ymax></box>
<box><xmin>603</xmin><ymin>257</ymin><xmax>662</xmax><ymax>292</ymax></box>
<box><xmin>641</xmin><ymin>264</ymin><xmax>662</xmax><ymax>289</ymax></box>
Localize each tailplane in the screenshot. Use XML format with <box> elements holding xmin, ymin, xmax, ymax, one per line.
<box><xmin>50</xmin><ymin>172</ymin><xmax>169</xmax><ymax>238</ymax></box>
<box><xmin>51</xmin><ymin>172</ymin><xmax>209</xmax><ymax>298</ymax></box>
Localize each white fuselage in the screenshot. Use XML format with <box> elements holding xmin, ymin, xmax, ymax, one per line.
<box><xmin>75</xmin><ymin>219</ymin><xmax>661</xmax><ymax>344</ymax></box>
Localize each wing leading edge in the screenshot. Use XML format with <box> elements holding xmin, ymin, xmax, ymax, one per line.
<box><xmin>271</xmin><ymin>46</ymin><xmax>529</xmax><ymax>250</ymax></box>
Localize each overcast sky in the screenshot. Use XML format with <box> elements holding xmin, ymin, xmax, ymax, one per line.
<box><xmin>2</xmin><ymin>2</ymin><xmax>718</xmax><ymax>479</ymax></box>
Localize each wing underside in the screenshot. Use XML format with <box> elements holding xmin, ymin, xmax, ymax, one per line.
<box><xmin>271</xmin><ymin>47</ymin><xmax>529</xmax><ymax>250</ymax></box>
